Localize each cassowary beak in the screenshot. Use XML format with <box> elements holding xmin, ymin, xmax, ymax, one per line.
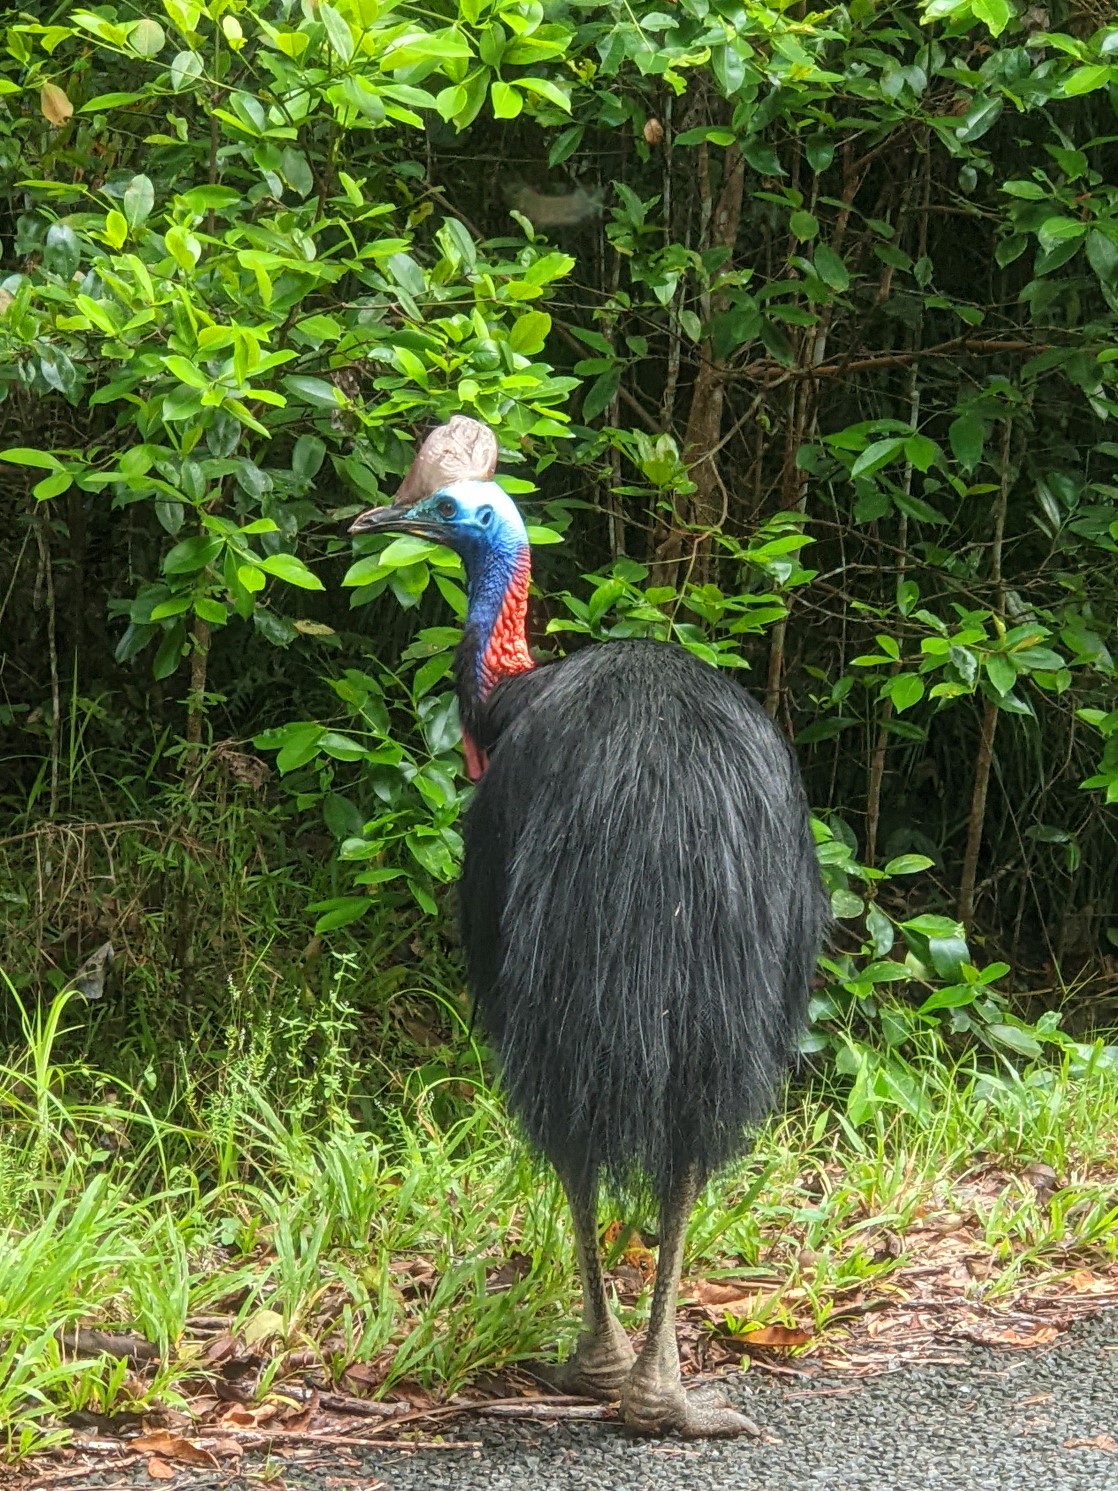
<box><xmin>347</xmin><ymin>504</ymin><xmax>432</xmax><ymax>538</ymax></box>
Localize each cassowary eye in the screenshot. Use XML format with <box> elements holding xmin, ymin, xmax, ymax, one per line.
<box><xmin>436</xmin><ymin>498</ymin><xmax>456</xmax><ymax>519</ymax></box>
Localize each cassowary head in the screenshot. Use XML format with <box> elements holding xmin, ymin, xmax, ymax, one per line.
<box><xmin>349</xmin><ymin>417</ymin><xmax>528</xmax><ymax>571</ymax></box>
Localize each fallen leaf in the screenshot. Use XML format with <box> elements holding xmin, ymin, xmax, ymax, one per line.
<box><xmin>733</xmin><ymin>1324</ymin><xmax>814</xmax><ymax>1350</ymax></box>
<box><xmin>485</xmin><ymin>1253</ymin><xmax>532</xmax><ymax>1293</ymax></box>
<box><xmin>1064</xmin><ymin>1434</ymin><xmax>1118</xmax><ymax>1452</ymax></box>
<box><xmin>691</xmin><ymin>1280</ymin><xmax>763</xmax><ymax>1309</ymax></box>
<box><xmin>919</xmin><ymin>1212</ymin><xmax>967</xmax><ymax>1234</ymax></box>
<box><xmin>146</xmin><ymin>1456</ymin><xmax>175</xmax><ymax>1480</ymax></box>
<box><xmin>40</xmin><ymin>82</ymin><xmax>73</xmax><ymax>125</ymax></box>
<box><xmin>278</xmin><ymin>1388</ymin><xmax>318</xmax><ymax>1431</ymax></box>
<box><xmin>203</xmin><ymin>1332</ymin><xmax>238</xmax><ymax>1364</ymax></box>
<box><xmin>131</xmin><ymin>1431</ymin><xmax>217</xmax><ymax>1468</ymax></box>
<box><xmin>242</xmin><ymin>1308</ymin><xmax>284</xmax><ymax>1349</ymax></box>
<box><xmin>219</xmin><ymin>1402</ymin><xmax>279</xmax><ymax>1429</ymax></box>
<box><xmin>343</xmin><ymin>1358</ymin><xmax>387</xmax><ymax>1390</ymax></box>
<box><xmin>1064</xmin><ymin>1269</ymin><xmax>1114</xmax><ymax>1296</ymax></box>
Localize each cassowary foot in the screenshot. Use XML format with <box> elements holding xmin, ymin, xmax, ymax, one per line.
<box><xmin>620</xmin><ymin>1373</ymin><xmax>760</xmax><ymax>1439</ymax></box>
<box><xmin>532</xmin><ymin>1319</ymin><xmax>636</xmax><ymax>1400</ymax></box>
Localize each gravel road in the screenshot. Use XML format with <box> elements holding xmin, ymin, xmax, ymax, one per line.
<box><xmin>52</xmin><ymin>1311</ymin><xmax>1118</xmax><ymax>1491</ymax></box>
<box><xmin>293</xmin><ymin>1313</ymin><xmax>1118</xmax><ymax>1491</ymax></box>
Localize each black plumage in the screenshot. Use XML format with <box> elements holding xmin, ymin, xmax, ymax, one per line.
<box><xmin>462</xmin><ymin>640</ymin><xmax>824</xmax><ymax>1205</ymax></box>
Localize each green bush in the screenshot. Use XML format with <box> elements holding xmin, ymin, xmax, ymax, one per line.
<box><xmin>1</xmin><ymin>0</ymin><xmax>1116</xmax><ymax>1077</ymax></box>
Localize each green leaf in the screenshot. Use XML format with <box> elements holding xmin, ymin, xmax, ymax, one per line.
<box><xmin>1001</xmin><ymin>179</ymin><xmax>1046</xmax><ymax>200</ymax></box>
<box><xmin>163</xmin><ymin>354</ymin><xmax>208</xmax><ymax>389</ymax></box>
<box><xmin>972</xmin><ymin>0</ymin><xmax>1011</xmax><ymax>37</ymax></box>
<box><xmin>1037</xmin><ymin>217</ymin><xmax>1085</xmax><ymax>254</ymax></box>
<box><xmin>164</xmin><ymin>535</ymin><xmax>222</xmax><ymax>574</ymax></box>
<box><xmin>1061</xmin><ymin>65</ymin><xmax>1113</xmax><ymax>98</ymax></box>
<box><xmin>1086</xmin><ymin>230</ymin><xmax>1118</xmax><ymax>293</ymax></box>
<box><xmin>851</xmin><ymin>437</ymin><xmax>904</xmax><ymax>479</ymax></box>
<box><xmin>314</xmin><ymin>897</ymin><xmax>373</xmax><ymax>933</ymax></box>
<box><xmin>582</xmin><ymin>367</ymin><xmax>620</xmax><ymax>423</ymax></box>
<box><xmin>257</xmin><ymin>553</ymin><xmax>325</xmax><ymax>590</ymax></box>
<box><xmin>319</xmin><ymin>2</ymin><xmax>354</xmax><ymax>62</ymax></box>
<box><xmin>170</xmin><ymin>50</ymin><xmax>203</xmax><ymax>90</ymax></box>
<box><xmin>813</xmin><ymin>244</ymin><xmax>849</xmax><ymax>292</ymax></box>
<box><xmin>955</xmin><ymin>95</ymin><xmax>1003</xmax><ymax>144</ymax></box>
<box><xmin>949</xmin><ymin>415</ymin><xmax>983</xmax><ymax>469</ymax></box>
<box><xmin>919</xmin><ymin>985</ymin><xmax>978</xmax><ymax>1014</ymax></box>
<box><xmin>283</xmin><ymin>375</ymin><xmax>342</xmax><ymax>408</ymax></box>
<box><xmin>985</xmin><ymin>654</ymin><xmax>1017</xmax><ymax>695</ymax></box>
<box><xmin>884</xmin><ymin>854</ymin><xmax>933</xmax><ymax>876</ymax></box>
<box><xmin>130</xmin><ymin>17</ymin><xmax>165</xmax><ymax>55</ymax></box>
<box><xmin>44</xmin><ymin>223</ymin><xmax>80</xmax><ymax>278</ymax></box>
<box><xmin>103</xmin><ymin>210</ymin><xmax>128</xmax><ymax>249</ymax></box>
<box><xmin>508</xmin><ymin>310</ymin><xmax>551</xmax><ymax>354</ymax></box>
<box><xmin>33</xmin><ymin>470</ymin><xmax>73</xmax><ymax>501</ymax></box>
<box><xmin>742</xmin><ymin>138</ymin><xmax>783</xmax><ymax>176</ymax></box>
<box><xmin>490</xmin><ymin>81</ymin><xmax>523</xmax><ymax>119</ymax></box>
<box><xmin>830</xmin><ymin>888</ymin><xmax>865</xmax><ymax>919</ymax></box>
<box><xmin>0</xmin><ymin>448</ymin><xmax>62</xmax><ymax>470</ymax></box>
<box><xmin>123</xmin><ymin>174</ymin><xmax>155</xmax><ymax>229</ymax></box>
<box><xmin>789</xmin><ymin>210</ymin><xmax>818</xmax><ymax>241</ymax></box>
<box><xmin>986</xmin><ymin>1023</ymin><xmax>1043</xmax><ymax>1058</ymax></box>
<box><xmin>904</xmin><ymin>434</ymin><xmax>939</xmax><ymax>472</ymax></box>
<box><xmin>516</xmin><ymin>77</ymin><xmax>571</xmax><ymax>113</ymax></box>
<box><xmin>293</xmin><ymin>435</ymin><xmax>326</xmax><ymax>480</ymax></box>
<box><xmin>887</xmin><ymin>674</ymin><xmax>924</xmax><ymax>713</ymax></box>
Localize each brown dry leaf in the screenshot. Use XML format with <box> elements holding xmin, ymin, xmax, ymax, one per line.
<box><xmin>1064</xmin><ymin>1434</ymin><xmax>1118</xmax><ymax>1453</ymax></box>
<box><xmin>132</xmin><ymin>1431</ymin><xmax>217</xmax><ymax>1468</ymax></box>
<box><xmin>203</xmin><ymin>1332</ymin><xmax>238</xmax><ymax>1364</ymax></box>
<box><xmin>1022</xmin><ymin>1162</ymin><xmax>1059</xmax><ymax>1200</ymax></box>
<box><xmin>691</xmin><ymin>1280</ymin><xmax>761</xmax><ymax>1309</ymax></box>
<box><xmin>277</xmin><ymin>1388</ymin><xmax>318</xmax><ymax>1431</ymax></box>
<box><xmin>919</xmin><ymin>1212</ymin><xmax>967</xmax><ymax>1234</ymax></box>
<box><xmin>40</xmin><ymin>82</ymin><xmax>73</xmax><ymax>125</ymax></box>
<box><xmin>643</xmin><ymin>117</ymin><xmax>664</xmax><ymax>146</ymax></box>
<box><xmin>1064</xmin><ymin>1269</ymin><xmax>1114</xmax><ymax>1296</ymax></box>
<box><xmin>343</xmin><ymin>1358</ymin><xmax>387</xmax><ymax>1390</ymax></box>
<box><xmin>735</xmin><ymin>1325</ymin><xmax>814</xmax><ymax>1350</ymax></box>
<box><xmin>219</xmin><ymin>1402</ymin><xmax>279</xmax><ymax>1429</ymax></box>
<box><xmin>486</xmin><ymin>1253</ymin><xmax>532</xmax><ymax>1293</ymax></box>
<box><xmin>146</xmin><ymin>1457</ymin><xmax>175</xmax><ymax>1480</ymax></box>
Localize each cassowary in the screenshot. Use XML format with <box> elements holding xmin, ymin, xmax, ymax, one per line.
<box><xmin>351</xmin><ymin>418</ymin><xmax>826</xmax><ymax>1437</ymax></box>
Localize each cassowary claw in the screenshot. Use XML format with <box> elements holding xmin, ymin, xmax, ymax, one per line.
<box><xmin>620</xmin><ymin>1375</ymin><xmax>760</xmax><ymax>1439</ymax></box>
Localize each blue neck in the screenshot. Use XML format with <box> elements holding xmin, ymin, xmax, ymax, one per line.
<box><xmin>453</xmin><ymin>535</ymin><xmax>532</xmax><ymax>727</ymax></box>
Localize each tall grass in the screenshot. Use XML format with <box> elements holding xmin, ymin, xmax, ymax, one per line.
<box><xmin>2</xmin><ymin>972</ymin><xmax>1116</xmax><ymax>1461</ymax></box>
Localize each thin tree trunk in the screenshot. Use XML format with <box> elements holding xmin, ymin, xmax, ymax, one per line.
<box><xmin>958</xmin><ymin>418</ymin><xmax>1012</xmax><ymax>929</ymax></box>
<box><xmin>184</xmin><ymin>615</ymin><xmax>211</xmax><ymax>771</ymax></box>
<box><xmin>651</xmin><ymin>141</ymin><xmax>744</xmax><ymax>586</ymax></box>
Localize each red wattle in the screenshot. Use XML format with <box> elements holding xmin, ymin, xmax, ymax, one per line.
<box><xmin>463</xmin><ymin>549</ymin><xmax>534</xmax><ymax>781</ymax></box>
<box><xmin>462</xmin><ymin>731</ymin><xmax>488</xmax><ymax>783</ymax></box>
<box><xmin>479</xmin><ymin>551</ymin><xmax>534</xmax><ymax>697</ymax></box>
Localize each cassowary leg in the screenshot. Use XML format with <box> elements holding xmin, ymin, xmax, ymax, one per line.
<box><xmin>536</xmin><ymin>1168</ymin><xmax>635</xmax><ymax>1399</ymax></box>
<box><xmin>621</xmin><ymin>1170</ymin><xmax>759</xmax><ymax>1439</ymax></box>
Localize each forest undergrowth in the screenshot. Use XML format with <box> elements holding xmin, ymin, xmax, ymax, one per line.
<box><xmin>3</xmin><ymin>0</ymin><xmax>1118</xmax><ymax>1462</ymax></box>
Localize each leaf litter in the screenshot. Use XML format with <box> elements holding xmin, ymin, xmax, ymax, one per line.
<box><xmin>15</xmin><ymin>1158</ymin><xmax>1118</xmax><ymax>1486</ymax></box>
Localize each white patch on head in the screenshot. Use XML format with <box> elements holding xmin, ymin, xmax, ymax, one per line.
<box><xmin>442</xmin><ymin>480</ymin><xmax>528</xmax><ymax>544</ymax></box>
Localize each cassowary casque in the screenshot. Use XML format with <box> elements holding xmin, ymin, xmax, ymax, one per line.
<box><xmin>350</xmin><ymin>418</ymin><xmax>826</xmax><ymax>1437</ymax></box>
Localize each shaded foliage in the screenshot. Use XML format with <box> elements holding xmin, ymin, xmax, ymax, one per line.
<box><xmin>1</xmin><ymin>1</ymin><xmax>1116</xmax><ymax>1085</ymax></box>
